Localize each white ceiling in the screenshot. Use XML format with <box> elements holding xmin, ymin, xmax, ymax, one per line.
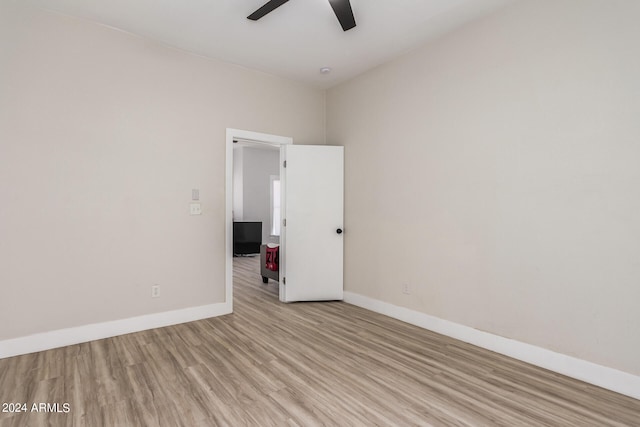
<box><xmin>22</xmin><ymin>0</ymin><xmax>517</xmax><ymax>88</ymax></box>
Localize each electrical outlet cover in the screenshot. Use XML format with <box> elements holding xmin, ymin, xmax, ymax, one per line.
<box><xmin>190</xmin><ymin>203</ymin><xmax>202</xmax><ymax>215</ymax></box>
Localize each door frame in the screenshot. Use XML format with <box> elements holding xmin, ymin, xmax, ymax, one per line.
<box><xmin>225</xmin><ymin>128</ymin><xmax>292</xmax><ymax>311</ymax></box>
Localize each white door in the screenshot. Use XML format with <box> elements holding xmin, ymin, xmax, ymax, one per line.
<box><xmin>279</xmin><ymin>145</ymin><xmax>344</xmax><ymax>302</ymax></box>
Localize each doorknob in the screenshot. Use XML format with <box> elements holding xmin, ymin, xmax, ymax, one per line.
<box><xmin>336</xmin><ymin>228</ymin><xmax>343</xmax><ymax>234</ymax></box>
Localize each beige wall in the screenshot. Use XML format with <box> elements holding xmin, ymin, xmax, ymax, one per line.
<box><xmin>0</xmin><ymin>3</ymin><xmax>325</xmax><ymax>340</ymax></box>
<box><xmin>327</xmin><ymin>0</ymin><xmax>640</xmax><ymax>376</ymax></box>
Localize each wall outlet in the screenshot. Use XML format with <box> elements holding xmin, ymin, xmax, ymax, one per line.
<box><xmin>151</xmin><ymin>285</ymin><xmax>160</xmax><ymax>298</ymax></box>
<box><xmin>402</xmin><ymin>283</ymin><xmax>410</xmax><ymax>295</ymax></box>
<box><xmin>190</xmin><ymin>203</ymin><xmax>202</xmax><ymax>215</ymax></box>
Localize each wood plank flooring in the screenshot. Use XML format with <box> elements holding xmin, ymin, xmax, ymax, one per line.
<box><xmin>1</xmin><ymin>256</ymin><xmax>639</xmax><ymax>426</ymax></box>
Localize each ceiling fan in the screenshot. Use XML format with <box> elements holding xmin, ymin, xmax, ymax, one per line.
<box><xmin>247</xmin><ymin>0</ymin><xmax>356</xmax><ymax>32</ymax></box>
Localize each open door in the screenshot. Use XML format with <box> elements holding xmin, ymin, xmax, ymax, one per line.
<box><xmin>279</xmin><ymin>145</ymin><xmax>344</xmax><ymax>302</ymax></box>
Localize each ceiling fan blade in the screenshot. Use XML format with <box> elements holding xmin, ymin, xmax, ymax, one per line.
<box><xmin>247</xmin><ymin>0</ymin><xmax>290</xmax><ymax>21</ymax></box>
<box><xmin>328</xmin><ymin>0</ymin><xmax>356</xmax><ymax>31</ymax></box>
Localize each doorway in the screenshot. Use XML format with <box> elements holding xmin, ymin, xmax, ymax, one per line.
<box><xmin>226</xmin><ymin>128</ymin><xmax>345</xmax><ymax>309</ymax></box>
<box><xmin>226</xmin><ymin>129</ymin><xmax>292</xmax><ymax>310</ymax></box>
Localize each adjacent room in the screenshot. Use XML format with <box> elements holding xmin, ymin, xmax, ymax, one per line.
<box><xmin>1</xmin><ymin>0</ymin><xmax>639</xmax><ymax>425</ymax></box>
<box><xmin>232</xmin><ymin>140</ymin><xmax>281</xmax><ymax>298</ymax></box>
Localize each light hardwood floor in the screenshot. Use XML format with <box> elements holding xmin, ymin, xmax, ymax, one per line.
<box><xmin>1</xmin><ymin>256</ymin><xmax>639</xmax><ymax>426</ymax></box>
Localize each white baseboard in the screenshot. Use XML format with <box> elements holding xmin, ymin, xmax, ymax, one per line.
<box><xmin>343</xmin><ymin>291</ymin><xmax>640</xmax><ymax>400</ymax></box>
<box><xmin>0</xmin><ymin>302</ymin><xmax>231</xmax><ymax>359</ymax></box>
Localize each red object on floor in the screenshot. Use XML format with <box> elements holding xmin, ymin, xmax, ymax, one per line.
<box><xmin>265</xmin><ymin>246</ymin><xmax>279</xmax><ymax>271</ymax></box>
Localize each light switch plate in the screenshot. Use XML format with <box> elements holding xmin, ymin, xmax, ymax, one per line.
<box><xmin>190</xmin><ymin>203</ymin><xmax>202</xmax><ymax>215</ymax></box>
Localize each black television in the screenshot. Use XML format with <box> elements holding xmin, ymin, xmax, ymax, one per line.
<box><xmin>233</xmin><ymin>222</ymin><xmax>262</xmax><ymax>256</ymax></box>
